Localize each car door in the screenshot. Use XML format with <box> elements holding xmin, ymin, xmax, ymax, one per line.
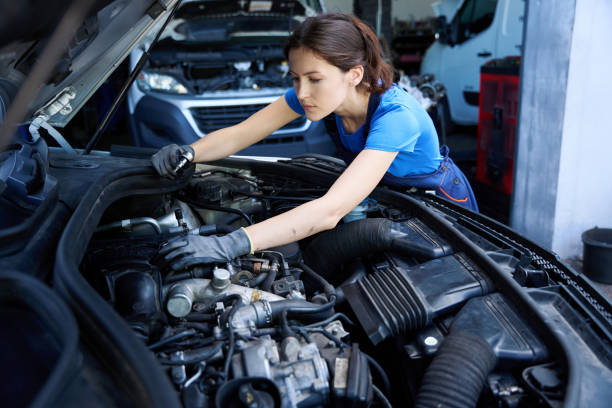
<box><xmin>440</xmin><ymin>0</ymin><xmax>500</xmax><ymax>125</ymax></box>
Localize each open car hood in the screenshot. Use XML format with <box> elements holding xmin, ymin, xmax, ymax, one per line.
<box><xmin>153</xmin><ymin>0</ymin><xmax>322</xmax><ymax>46</ymax></box>
<box><xmin>0</xmin><ymin>0</ymin><xmax>177</xmax><ymax>128</ymax></box>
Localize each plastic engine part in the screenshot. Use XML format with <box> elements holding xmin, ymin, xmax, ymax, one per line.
<box><xmin>450</xmin><ymin>293</ymin><xmax>549</xmax><ymax>368</ymax></box>
<box><xmin>344</xmin><ymin>253</ymin><xmax>493</xmax><ymax>344</ymax></box>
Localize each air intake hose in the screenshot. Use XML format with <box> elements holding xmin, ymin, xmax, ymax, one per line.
<box><xmin>415</xmin><ymin>331</ymin><xmax>497</xmax><ymax>408</ymax></box>
<box><xmin>304</xmin><ymin>218</ymin><xmax>451</xmax><ymax>282</ymax></box>
<box><xmin>343</xmin><ymin>253</ymin><xmax>492</xmax><ymax>344</ymax></box>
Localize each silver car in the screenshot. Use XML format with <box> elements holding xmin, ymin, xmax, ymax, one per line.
<box><xmin>127</xmin><ymin>0</ymin><xmax>335</xmax><ymax>156</ymax></box>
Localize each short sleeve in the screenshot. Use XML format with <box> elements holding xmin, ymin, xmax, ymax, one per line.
<box><xmin>284</xmin><ymin>88</ymin><xmax>305</xmax><ymax>115</ymax></box>
<box><xmin>364</xmin><ymin>103</ymin><xmax>420</xmax><ymax>153</ymax></box>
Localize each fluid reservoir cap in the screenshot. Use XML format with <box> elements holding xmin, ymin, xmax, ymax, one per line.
<box><xmin>167</xmin><ymin>293</ymin><xmax>192</xmax><ymax>318</ymax></box>
<box><xmin>213</xmin><ymin>268</ymin><xmax>231</xmax><ymax>290</ymax></box>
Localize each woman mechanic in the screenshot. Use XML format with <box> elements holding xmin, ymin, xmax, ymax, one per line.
<box><xmin>151</xmin><ymin>13</ymin><xmax>478</xmax><ymax>269</ymax></box>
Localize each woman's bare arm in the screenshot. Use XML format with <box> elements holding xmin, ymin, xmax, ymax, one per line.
<box><xmin>244</xmin><ymin>149</ymin><xmax>398</xmax><ymax>250</ymax></box>
<box><xmin>190</xmin><ymin>96</ymin><xmax>301</xmax><ymax>162</ymax></box>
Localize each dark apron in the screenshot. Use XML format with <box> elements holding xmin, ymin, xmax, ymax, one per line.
<box><xmin>323</xmin><ymin>93</ymin><xmax>479</xmax><ymax>212</ymax></box>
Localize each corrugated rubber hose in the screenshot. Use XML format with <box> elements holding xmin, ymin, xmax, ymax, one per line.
<box><xmin>415</xmin><ymin>330</ymin><xmax>497</xmax><ymax>408</ymax></box>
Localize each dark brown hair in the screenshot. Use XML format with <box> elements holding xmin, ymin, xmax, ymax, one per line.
<box><xmin>284</xmin><ymin>13</ymin><xmax>393</xmax><ymax>94</ymax></box>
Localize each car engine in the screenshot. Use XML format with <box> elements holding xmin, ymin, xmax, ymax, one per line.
<box><xmin>80</xmin><ymin>162</ymin><xmax>561</xmax><ymax>407</ymax></box>
<box><xmin>147</xmin><ymin>42</ymin><xmax>292</xmax><ymax>94</ymax></box>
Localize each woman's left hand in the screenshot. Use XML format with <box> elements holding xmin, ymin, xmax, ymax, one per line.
<box><xmin>159</xmin><ymin>228</ymin><xmax>252</xmax><ymax>270</ymax></box>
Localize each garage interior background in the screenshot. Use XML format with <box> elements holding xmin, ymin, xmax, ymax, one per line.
<box><xmin>327</xmin><ymin>0</ymin><xmax>612</xmax><ymax>266</ymax></box>
<box><xmin>65</xmin><ymin>0</ymin><xmax>611</xmax><ymax>268</ymax></box>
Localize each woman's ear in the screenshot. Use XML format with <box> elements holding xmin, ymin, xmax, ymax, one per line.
<box><xmin>348</xmin><ymin>65</ymin><xmax>364</xmax><ymax>86</ymax></box>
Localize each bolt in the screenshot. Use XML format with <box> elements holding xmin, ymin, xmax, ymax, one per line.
<box><xmin>213</xmin><ymin>268</ymin><xmax>231</xmax><ymax>290</ymax></box>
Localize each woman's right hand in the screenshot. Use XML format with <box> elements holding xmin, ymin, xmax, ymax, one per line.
<box><xmin>151</xmin><ymin>144</ymin><xmax>195</xmax><ymax>178</ymax></box>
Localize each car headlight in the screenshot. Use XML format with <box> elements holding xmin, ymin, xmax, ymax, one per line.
<box><xmin>136</xmin><ymin>71</ymin><xmax>189</xmax><ymax>94</ymax></box>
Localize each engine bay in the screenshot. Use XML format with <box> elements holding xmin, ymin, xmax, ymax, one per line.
<box><xmin>79</xmin><ymin>162</ymin><xmax>568</xmax><ymax>407</ymax></box>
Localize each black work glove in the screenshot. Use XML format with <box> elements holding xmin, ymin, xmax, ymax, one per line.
<box><xmin>159</xmin><ymin>228</ymin><xmax>253</xmax><ymax>270</ymax></box>
<box><xmin>151</xmin><ymin>144</ymin><xmax>195</xmax><ymax>178</ymax></box>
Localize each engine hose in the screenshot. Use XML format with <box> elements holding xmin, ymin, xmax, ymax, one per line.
<box><xmin>184</xmin><ymin>312</ymin><xmax>216</xmax><ymax>322</ymax></box>
<box><xmin>247</xmin><ymin>271</ymin><xmax>268</xmax><ymax>288</ymax></box>
<box><xmin>148</xmin><ymin>329</ymin><xmax>196</xmax><ymax>350</ymax></box>
<box><xmin>181</xmin><ymin>322</ymin><xmax>212</xmax><ymax>334</ymax></box>
<box><xmin>304</xmin><ymin>218</ymin><xmax>450</xmax><ymax>282</ymax></box>
<box><xmin>295</xmin><ymin>261</ymin><xmax>335</xmax><ymax>296</ymax></box>
<box><xmin>304</xmin><ymin>219</ymin><xmax>394</xmax><ymax>282</ymax></box>
<box><xmin>158</xmin><ymin>342</ymin><xmax>223</xmax><ymax>366</ymax></box>
<box><xmin>260</xmin><ymin>267</ymin><xmax>277</xmax><ymax>291</ymax></box>
<box><xmin>223</xmin><ymin>295</ymin><xmax>243</xmax><ymax>380</ymax></box>
<box><xmin>415</xmin><ymin>331</ymin><xmax>497</xmax><ymax>408</ymax></box>
<box><xmin>269</xmin><ymin>297</ymin><xmax>336</xmax><ymax>322</ymax></box>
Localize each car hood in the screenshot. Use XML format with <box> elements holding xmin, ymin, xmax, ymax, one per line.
<box><xmin>0</xmin><ymin>0</ymin><xmax>178</xmax><ymax>128</ymax></box>
<box><xmin>156</xmin><ymin>0</ymin><xmax>320</xmax><ymax>45</ymax></box>
<box><xmin>171</xmin><ymin>0</ymin><xmax>321</xmax><ymax>17</ymax></box>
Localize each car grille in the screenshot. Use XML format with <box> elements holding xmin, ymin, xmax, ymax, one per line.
<box><xmin>190</xmin><ymin>104</ymin><xmax>308</xmax><ymax>135</ymax></box>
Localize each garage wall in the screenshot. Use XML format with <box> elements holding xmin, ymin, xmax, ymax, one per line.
<box><xmin>552</xmin><ymin>0</ymin><xmax>612</xmax><ymax>258</ymax></box>
<box><xmin>324</xmin><ymin>0</ymin><xmax>352</xmax><ymax>12</ymax></box>
<box><xmin>512</xmin><ymin>0</ymin><xmax>612</xmax><ymax>260</ymax></box>
<box><xmin>511</xmin><ymin>2</ymin><xmax>575</xmax><ymax>251</ymax></box>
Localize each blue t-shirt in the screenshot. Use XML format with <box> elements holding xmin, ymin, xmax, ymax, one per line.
<box><xmin>284</xmin><ymin>85</ymin><xmax>442</xmax><ymax>177</ymax></box>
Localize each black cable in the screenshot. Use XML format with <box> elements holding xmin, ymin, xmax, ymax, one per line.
<box><xmin>275</xmin><ymin>294</ymin><xmax>336</xmax><ymax>318</ymax></box>
<box><xmin>272</xmin><ymin>204</ymin><xmax>301</xmax><ymax>213</ymax></box>
<box><xmin>280</xmin><ymin>308</ymin><xmax>297</xmax><ymax>338</ymax></box>
<box><xmin>305</xmin><ymin>327</ymin><xmax>346</xmax><ymax>349</ymax></box>
<box><xmin>222</xmin><ymin>294</ymin><xmax>243</xmax><ymax>381</ymax></box>
<box><xmin>158</xmin><ymin>342</ymin><xmax>223</xmax><ymax>366</ymax></box>
<box><xmin>303</xmin><ymin>312</ymin><xmax>355</xmax><ymax>328</ymax></box>
<box><xmin>164</xmin><ymin>267</ymin><xmax>213</xmax><ymax>284</ymax></box>
<box><xmin>184</xmin><ymin>312</ymin><xmax>217</xmax><ymax>322</ymax></box>
<box><xmin>275</xmin><ymin>188</ymin><xmax>327</xmax><ymax>194</ymax></box>
<box><xmin>295</xmin><ymin>261</ymin><xmax>335</xmax><ymax>296</ymax></box>
<box><xmin>240</xmin><ymin>192</ymin><xmax>318</xmax><ymax>201</ymax></box>
<box><xmin>181</xmin><ymin>322</ymin><xmax>212</xmax><ymax>334</ymax></box>
<box><xmin>363</xmin><ymin>352</ymin><xmax>391</xmax><ymax>398</ymax></box>
<box><xmin>292</xmin><ymin>326</ymin><xmax>313</xmax><ymax>343</ymax></box>
<box><xmin>160</xmin><ymin>336</ymin><xmax>219</xmax><ymax>355</ymax></box>
<box><xmin>260</xmin><ymin>251</ymin><xmax>288</xmax><ymax>275</ymax></box>
<box><xmin>260</xmin><ymin>266</ymin><xmax>277</xmax><ymax>291</ymax></box>
<box><xmin>148</xmin><ymin>329</ymin><xmax>196</xmax><ymax>351</ymax></box>
<box><xmin>247</xmin><ymin>271</ymin><xmax>268</xmax><ymax>288</ymax></box>
<box><xmin>372</xmin><ymin>384</ymin><xmax>393</xmax><ymax>408</ymax></box>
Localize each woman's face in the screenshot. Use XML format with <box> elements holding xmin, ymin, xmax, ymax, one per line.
<box><xmin>288</xmin><ymin>47</ymin><xmax>359</xmax><ymax>121</ymax></box>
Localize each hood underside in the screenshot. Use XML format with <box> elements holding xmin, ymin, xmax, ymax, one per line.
<box><xmin>0</xmin><ymin>0</ymin><xmax>177</xmax><ymax>128</ymax></box>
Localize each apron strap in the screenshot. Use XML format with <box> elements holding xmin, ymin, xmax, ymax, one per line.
<box><xmin>323</xmin><ymin>92</ymin><xmax>383</xmax><ymax>165</ymax></box>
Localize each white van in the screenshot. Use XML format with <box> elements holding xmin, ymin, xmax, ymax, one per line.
<box><xmin>421</xmin><ymin>0</ymin><xmax>524</xmax><ymax>126</ymax></box>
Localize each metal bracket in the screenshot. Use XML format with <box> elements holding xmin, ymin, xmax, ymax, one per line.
<box><xmin>34</xmin><ymin>87</ymin><xmax>76</xmax><ymax>120</ymax></box>
<box><xmin>29</xmin><ymin>116</ymin><xmax>75</xmax><ymax>154</ymax></box>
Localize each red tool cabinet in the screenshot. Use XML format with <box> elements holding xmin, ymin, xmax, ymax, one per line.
<box><xmin>476</xmin><ymin>57</ymin><xmax>520</xmax><ymax>195</ymax></box>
